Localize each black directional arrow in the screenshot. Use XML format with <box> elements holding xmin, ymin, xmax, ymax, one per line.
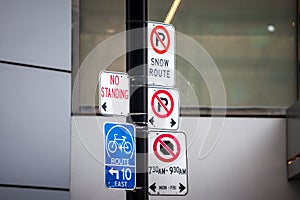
<box><xmin>170</xmin><ymin>118</ymin><xmax>176</xmax><ymax>127</ymax></box>
<box><xmin>102</xmin><ymin>102</ymin><xmax>107</xmax><ymax>112</ymax></box>
<box><xmin>150</xmin><ymin>182</ymin><xmax>156</xmax><ymax>193</ymax></box>
<box><xmin>179</xmin><ymin>183</ymin><xmax>186</xmax><ymax>193</ymax></box>
<box><xmin>149</xmin><ymin>117</ymin><xmax>154</xmax><ymax>126</ymax></box>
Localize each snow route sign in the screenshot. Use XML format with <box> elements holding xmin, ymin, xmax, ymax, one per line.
<box><xmin>148</xmin><ymin>22</ymin><xmax>175</xmax><ymax>86</ymax></box>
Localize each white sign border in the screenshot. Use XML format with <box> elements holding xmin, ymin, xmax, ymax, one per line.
<box><xmin>148</xmin><ymin>131</ymin><xmax>188</xmax><ymax>196</ymax></box>
<box><xmin>148</xmin><ymin>86</ymin><xmax>180</xmax><ymax>130</ymax></box>
<box><xmin>99</xmin><ymin>70</ymin><xmax>130</xmax><ymax>116</ymax></box>
<box><xmin>148</xmin><ymin>21</ymin><xmax>176</xmax><ymax>87</ymax></box>
<box><xmin>103</xmin><ymin>122</ymin><xmax>136</xmax><ymax>191</ymax></box>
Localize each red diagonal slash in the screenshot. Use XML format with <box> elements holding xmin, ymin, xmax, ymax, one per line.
<box><xmin>158</xmin><ymin>139</ymin><xmax>176</xmax><ymax>157</ymax></box>
<box><xmin>154</xmin><ymin>30</ymin><xmax>167</xmax><ymax>50</ymax></box>
<box><xmin>155</xmin><ymin>94</ymin><xmax>169</xmax><ymax>114</ymax></box>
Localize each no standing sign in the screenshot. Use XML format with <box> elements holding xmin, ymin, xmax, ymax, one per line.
<box><xmin>99</xmin><ymin>71</ymin><xmax>130</xmax><ymax>116</ymax></box>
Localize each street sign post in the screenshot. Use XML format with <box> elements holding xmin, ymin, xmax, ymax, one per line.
<box><xmin>148</xmin><ymin>87</ymin><xmax>179</xmax><ymax>130</ymax></box>
<box><xmin>148</xmin><ymin>131</ymin><xmax>188</xmax><ymax>195</ymax></box>
<box><xmin>104</xmin><ymin>122</ymin><xmax>136</xmax><ymax>190</ymax></box>
<box><xmin>148</xmin><ymin>22</ymin><xmax>175</xmax><ymax>87</ymax></box>
<box><xmin>126</xmin><ymin>1</ymin><xmax>148</xmax><ymax>199</ymax></box>
<box><xmin>99</xmin><ymin>71</ymin><xmax>130</xmax><ymax>116</ymax></box>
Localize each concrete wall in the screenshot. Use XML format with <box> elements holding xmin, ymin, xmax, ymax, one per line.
<box><xmin>0</xmin><ymin>0</ymin><xmax>71</xmax><ymax>199</ymax></box>
<box><xmin>71</xmin><ymin>116</ymin><xmax>300</xmax><ymax>200</ymax></box>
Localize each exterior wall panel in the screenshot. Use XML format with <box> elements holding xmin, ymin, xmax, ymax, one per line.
<box><xmin>0</xmin><ymin>0</ymin><xmax>71</xmax><ymax>71</ymax></box>
<box><xmin>0</xmin><ymin>63</ymin><xmax>71</xmax><ymax>188</ymax></box>
<box><xmin>71</xmin><ymin>116</ymin><xmax>300</xmax><ymax>200</ymax></box>
<box><xmin>0</xmin><ymin>187</ymin><xmax>69</xmax><ymax>200</ymax></box>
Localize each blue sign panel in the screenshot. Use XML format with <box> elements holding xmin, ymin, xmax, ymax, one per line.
<box><xmin>104</xmin><ymin>122</ymin><xmax>135</xmax><ymax>190</ymax></box>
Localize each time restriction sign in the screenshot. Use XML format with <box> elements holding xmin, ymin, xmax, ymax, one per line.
<box><xmin>148</xmin><ymin>21</ymin><xmax>175</xmax><ymax>87</ymax></box>
<box><xmin>148</xmin><ymin>87</ymin><xmax>179</xmax><ymax>130</ymax></box>
<box><xmin>148</xmin><ymin>131</ymin><xmax>188</xmax><ymax>196</ymax></box>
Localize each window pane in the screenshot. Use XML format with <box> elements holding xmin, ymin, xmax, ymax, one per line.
<box><xmin>77</xmin><ymin>0</ymin><xmax>126</xmax><ymax>111</ymax></box>
<box><xmin>150</xmin><ymin>0</ymin><xmax>297</xmax><ymax>107</ymax></box>
<box><xmin>76</xmin><ymin>0</ymin><xmax>297</xmax><ymax>112</ymax></box>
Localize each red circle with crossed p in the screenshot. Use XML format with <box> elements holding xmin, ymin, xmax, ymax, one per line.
<box><xmin>153</xmin><ymin>134</ymin><xmax>180</xmax><ymax>163</ymax></box>
<box><xmin>150</xmin><ymin>25</ymin><xmax>170</xmax><ymax>54</ymax></box>
<box><xmin>151</xmin><ymin>90</ymin><xmax>174</xmax><ymax>118</ymax></box>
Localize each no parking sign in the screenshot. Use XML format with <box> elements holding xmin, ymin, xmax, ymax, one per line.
<box><xmin>148</xmin><ymin>87</ymin><xmax>179</xmax><ymax>130</ymax></box>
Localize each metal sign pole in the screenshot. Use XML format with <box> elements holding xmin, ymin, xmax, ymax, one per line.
<box><xmin>126</xmin><ymin>0</ymin><xmax>148</xmax><ymax>200</ymax></box>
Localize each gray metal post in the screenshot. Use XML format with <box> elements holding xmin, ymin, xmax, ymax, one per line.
<box><xmin>126</xmin><ymin>0</ymin><xmax>148</xmax><ymax>200</ymax></box>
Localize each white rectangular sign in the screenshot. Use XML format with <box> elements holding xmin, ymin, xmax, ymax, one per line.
<box><xmin>148</xmin><ymin>87</ymin><xmax>179</xmax><ymax>130</ymax></box>
<box><xmin>99</xmin><ymin>71</ymin><xmax>129</xmax><ymax>116</ymax></box>
<box><xmin>148</xmin><ymin>131</ymin><xmax>188</xmax><ymax>196</ymax></box>
<box><xmin>148</xmin><ymin>21</ymin><xmax>175</xmax><ymax>87</ymax></box>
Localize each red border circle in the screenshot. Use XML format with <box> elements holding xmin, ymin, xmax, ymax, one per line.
<box><xmin>151</xmin><ymin>90</ymin><xmax>174</xmax><ymax>118</ymax></box>
<box><xmin>153</xmin><ymin>134</ymin><xmax>180</xmax><ymax>163</ymax></box>
<box><xmin>150</xmin><ymin>25</ymin><xmax>171</xmax><ymax>54</ymax></box>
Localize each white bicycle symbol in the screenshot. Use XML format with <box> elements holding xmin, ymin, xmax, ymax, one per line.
<box><xmin>107</xmin><ymin>134</ymin><xmax>133</xmax><ymax>154</ymax></box>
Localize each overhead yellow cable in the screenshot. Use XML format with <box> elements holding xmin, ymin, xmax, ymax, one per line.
<box><xmin>164</xmin><ymin>0</ymin><xmax>182</xmax><ymax>24</ymax></box>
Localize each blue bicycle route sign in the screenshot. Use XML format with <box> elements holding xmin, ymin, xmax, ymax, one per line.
<box><xmin>104</xmin><ymin>122</ymin><xmax>136</xmax><ymax>190</ymax></box>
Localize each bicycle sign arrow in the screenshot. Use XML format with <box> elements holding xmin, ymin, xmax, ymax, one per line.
<box><xmin>103</xmin><ymin>122</ymin><xmax>136</xmax><ymax>190</ymax></box>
